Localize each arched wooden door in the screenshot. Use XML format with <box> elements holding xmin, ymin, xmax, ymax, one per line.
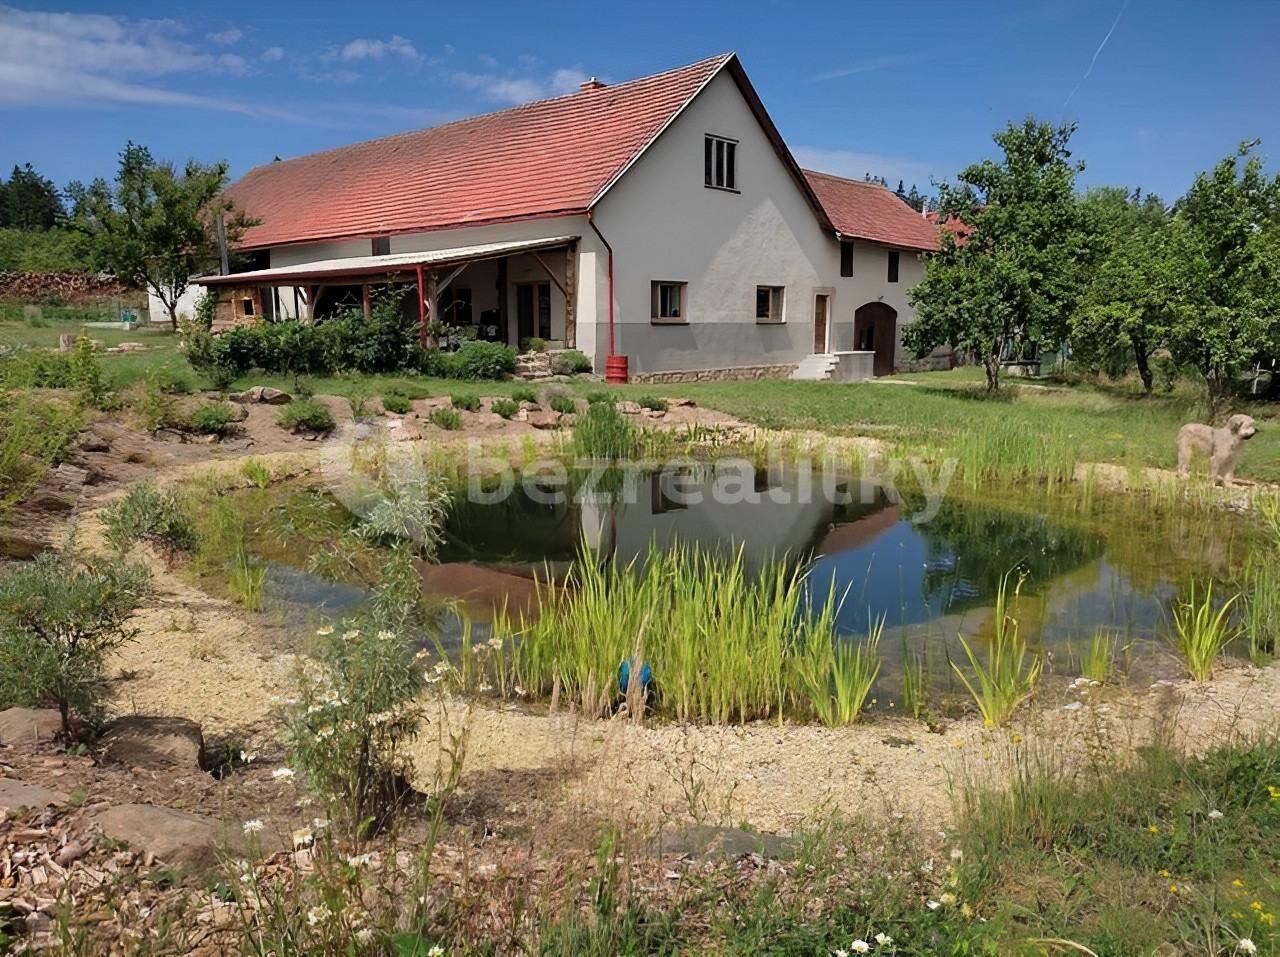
<box><xmin>853</xmin><ymin>302</ymin><xmax>897</xmax><ymax>377</ymax></box>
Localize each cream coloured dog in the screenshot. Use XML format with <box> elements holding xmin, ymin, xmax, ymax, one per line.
<box><xmin>1176</xmin><ymin>414</ymin><xmax>1258</xmax><ymax>486</ymax></box>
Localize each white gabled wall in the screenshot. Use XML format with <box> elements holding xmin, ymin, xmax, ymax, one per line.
<box><xmin>590</xmin><ymin>67</ymin><xmax>927</xmax><ymax>375</ymax></box>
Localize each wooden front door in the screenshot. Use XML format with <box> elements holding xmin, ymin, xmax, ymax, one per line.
<box><xmin>813</xmin><ymin>294</ymin><xmax>829</xmax><ymax>353</ymax></box>
<box><xmin>516</xmin><ymin>282</ymin><xmax>552</xmax><ymax>344</ymax></box>
<box><xmin>853</xmin><ymin>303</ymin><xmax>898</xmax><ymax>376</ymax></box>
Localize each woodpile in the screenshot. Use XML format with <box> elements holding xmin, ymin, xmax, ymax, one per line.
<box><xmin>0</xmin><ymin>271</ymin><xmax>137</xmax><ymax>305</ymax></box>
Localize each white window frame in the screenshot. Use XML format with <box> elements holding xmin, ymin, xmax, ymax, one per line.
<box><xmin>651</xmin><ymin>280</ymin><xmax>688</xmax><ymax>324</ymax></box>
<box><xmin>755</xmin><ymin>285</ymin><xmax>785</xmax><ymax>324</ymax></box>
<box><xmin>704</xmin><ymin>134</ymin><xmax>739</xmax><ymax>192</ymax></box>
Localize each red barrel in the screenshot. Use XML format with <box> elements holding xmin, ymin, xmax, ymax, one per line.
<box><xmin>605</xmin><ymin>354</ymin><xmax>629</xmax><ymax>383</ymax></box>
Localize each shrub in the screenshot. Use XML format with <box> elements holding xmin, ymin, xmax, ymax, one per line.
<box><xmin>490</xmin><ymin>398</ymin><xmax>519</xmax><ymax>419</ymax></box>
<box><xmin>450</xmin><ymin>393</ymin><xmax>480</xmax><ymax>412</ymax></box>
<box><xmin>69</xmin><ymin>336</ymin><xmax>113</xmax><ymax>409</ymax></box>
<box><xmin>572</xmin><ymin>401</ymin><xmax>636</xmax><ymax>459</ymax></box>
<box><xmin>0</xmin><ymin>397</ymin><xmax>82</xmax><ymax>519</ymax></box>
<box><xmin>284</xmin><ymin>624</ymin><xmax>424</xmax><ymax>836</ymax></box>
<box><xmin>0</xmin><ymin>552</ymin><xmax>148</xmax><ymax>739</ymax></box>
<box><xmin>0</xmin><ymin>347</ymin><xmax>74</xmax><ymax>389</ymax></box>
<box><xmin>520</xmin><ymin>337</ymin><xmax>547</xmax><ymax>353</ymax></box>
<box><xmin>279</xmin><ymin>399</ymin><xmax>335</xmax><ymax>433</ymax></box>
<box><xmin>100</xmin><ymin>481</ymin><xmax>199</xmax><ymax>554</ymax></box>
<box><xmin>151</xmin><ymin>367</ymin><xmax>193</xmax><ymax>395</ymax></box>
<box><xmin>549</xmin><ymin>395</ymin><xmax>577</xmax><ymax>414</ymax></box>
<box><xmin>354</xmin><ymin>476</ymin><xmax>450</xmax><ymax>561</ymax></box>
<box><xmin>193</xmin><ymin>290</ymin><xmax>217</xmax><ymax>331</ymax></box>
<box><xmin>586</xmin><ymin>390</ymin><xmax>616</xmax><ymax>405</ymax></box>
<box><xmin>637</xmin><ymin>395</ymin><xmax>668</xmax><ymax>413</ymax></box>
<box><xmin>511</xmin><ymin>386</ymin><xmax>537</xmax><ymax>404</ymax></box>
<box><xmin>382</xmin><ymin>391</ymin><xmax>412</xmax><ymax>415</ymax></box>
<box><xmin>429</xmin><ymin>407</ymin><xmax>462</xmax><ymax>431</ymax></box>
<box><xmin>439</xmin><ymin>341</ymin><xmax>516</xmax><ymax>381</ymax></box>
<box><xmin>188</xmin><ymin>402</ymin><xmax>236</xmax><ymax>435</ymax></box>
<box><xmin>551</xmin><ymin>349</ymin><xmax>592</xmax><ymax>375</ymax></box>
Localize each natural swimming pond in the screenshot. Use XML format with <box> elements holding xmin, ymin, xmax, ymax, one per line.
<box><xmin>225</xmin><ymin>461</ymin><xmax>1259</xmax><ymax>682</ymax></box>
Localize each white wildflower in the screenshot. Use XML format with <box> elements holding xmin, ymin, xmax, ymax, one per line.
<box><xmin>427</xmin><ymin>947</ymin><xmax>444</xmax><ymax>957</ymax></box>
<box><xmin>1238</xmin><ymin>939</ymin><xmax>1257</xmax><ymax>955</ymax></box>
<box><xmin>312</xmin><ymin>817</ymin><xmax>330</xmax><ymax>830</ymax></box>
<box><xmin>950</xmin><ymin>847</ymin><xmax>963</xmax><ymax>861</ymax></box>
<box><xmin>851</xmin><ymin>941</ymin><xmax>870</xmax><ymax>954</ymax></box>
<box><xmin>315</xmin><ymin>727</ymin><xmax>333</xmax><ymax>741</ymax></box>
<box><xmin>939</xmin><ymin>892</ymin><xmax>957</xmax><ymax>906</ymax></box>
<box><xmin>306</xmin><ymin>904</ymin><xmax>330</xmax><ymax>926</ymax></box>
<box><xmin>342</xmin><ymin>630</ymin><xmax>360</xmax><ymax>641</ymax></box>
<box><xmin>1208</xmin><ymin>809</ymin><xmax>1224</xmax><ymax>820</ymax></box>
<box><xmin>874</xmin><ymin>932</ymin><xmax>893</xmax><ymax>946</ymax></box>
<box><xmin>242</xmin><ymin>819</ymin><xmax>265</xmax><ymax>835</ymax></box>
<box><xmin>316</xmin><ymin>626</ymin><xmax>334</xmax><ymax>636</ymax></box>
<box><xmin>376</xmin><ymin>630</ymin><xmax>395</xmax><ymax>641</ymax></box>
<box><xmin>239</xmin><ymin>751</ymin><xmax>256</xmax><ymax>764</ymax></box>
<box><xmin>834</xmin><ymin>950</ymin><xmax>848</xmax><ymax>957</ymax></box>
<box><xmin>347</xmin><ymin>852</ymin><xmax>377</xmax><ymax>867</ymax></box>
<box><xmin>926</xmin><ymin>900</ymin><xmax>940</xmax><ymax>910</ymax></box>
<box><xmin>354</xmin><ymin>927</ymin><xmax>375</xmax><ymax>945</ymax></box>
<box><xmin>271</xmin><ymin>767</ymin><xmax>296</xmax><ymax>781</ymax></box>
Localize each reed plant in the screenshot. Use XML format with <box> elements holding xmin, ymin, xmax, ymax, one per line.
<box><xmin>951</xmin><ymin>571</ymin><xmax>1043</xmax><ymax>727</ymax></box>
<box><xmin>572</xmin><ymin>401</ymin><xmax>636</xmax><ymax>460</ymax></box>
<box><xmin>502</xmin><ymin>544</ymin><xmax>845</xmax><ymax>724</ymax></box>
<box><xmin>900</xmin><ymin>640</ymin><xmax>928</xmax><ymax>719</ymax></box>
<box><xmin>1170</xmin><ymin>582</ymin><xmax>1241</xmax><ymax>681</ymax></box>
<box><xmin>229</xmin><ymin>544</ymin><xmax>266</xmax><ymax>612</ymax></box>
<box><xmin>796</xmin><ymin>614</ymin><xmax>883</xmax><ymax>726</ymax></box>
<box><xmin>1080</xmin><ymin>629</ymin><xmax>1122</xmax><ymax>683</ymax></box>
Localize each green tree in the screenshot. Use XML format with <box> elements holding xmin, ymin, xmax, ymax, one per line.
<box><xmin>906</xmin><ymin>118</ymin><xmax>1088</xmax><ymax>390</ymax></box>
<box><xmin>76</xmin><ymin>143</ymin><xmax>254</xmax><ymax>329</ymax></box>
<box><xmin>1069</xmin><ymin>187</ymin><xmax>1172</xmax><ymax>393</ymax></box>
<box><xmin>1162</xmin><ymin>142</ymin><xmax>1280</xmax><ymax>416</ymax></box>
<box><xmin>0</xmin><ymin>163</ymin><xmax>64</xmax><ymax>230</ymax></box>
<box><xmin>0</xmin><ymin>553</ymin><xmax>148</xmax><ymax>740</ymax></box>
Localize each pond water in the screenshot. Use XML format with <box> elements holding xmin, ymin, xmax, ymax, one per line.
<box><xmin>232</xmin><ymin>463</ymin><xmax>1256</xmax><ymax>675</ymax></box>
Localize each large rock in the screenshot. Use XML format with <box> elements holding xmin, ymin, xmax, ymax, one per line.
<box><xmin>0</xmin><ymin>779</ymin><xmax>67</xmax><ymax>811</ymax></box>
<box><xmin>650</xmin><ymin>825</ymin><xmax>795</xmax><ymax>862</ymax></box>
<box><xmin>93</xmin><ymin>804</ymin><xmax>229</xmax><ymax>872</ymax></box>
<box><xmin>98</xmin><ymin>716</ymin><xmax>204</xmax><ymax>771</ymax></box>
<box><xmin>230</xmin><ymin>386</ymin><xmax>292</xmax><ymax>405</ymax></box>
<box><xmin>0</xmin><ymin>708</ymin><xmax>62</xmax><ymax>746</ymax></box>
<box><xmin>525</xmin><ymin>410</ymin><xmax>563</xmax><ymax>430</ymax></box>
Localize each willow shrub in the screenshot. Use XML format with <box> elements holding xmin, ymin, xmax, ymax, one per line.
<box><xmin>501</xmin><ymin>544</ymin><xmax>877</xmax><ymax>725</ymax></box>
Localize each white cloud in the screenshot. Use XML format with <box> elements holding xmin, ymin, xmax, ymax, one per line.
<box><xmin>0</xmin><ymin>5</ymin><xmax>287</xmax><ymax>116</ymax></box>
<box><xmin>448</xmin><ymin>64</ymin><xmax>590</xmax><ymax>105</ymax></box>
<box><xmin>207</xmin><ymin>27</ymin><xmax>242</xmax><ymax>46</ymax></box>
<box><xmin>809</xmin><ymin>55</ymin><xmax>918</xmax><ymax>83</ymax></box>
<box><xmin>261</xmin><ymin>45</ymin><xmax>284</xmax><ymax>62</ymax></box>
<box><xmin>339</xmin><ymin>35</ymin><xmax>419</xmax><ymax>62</ymax></box>
<box><xmin>791</xmin><ymin>145</ymin><xmax>943</xmax><ymax>188</ymax></box>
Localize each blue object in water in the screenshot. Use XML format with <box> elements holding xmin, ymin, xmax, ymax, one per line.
<box><xmin>618</xmin><ymin>658</ymin><xmax>652</xmax><ymax>694</ymax></box>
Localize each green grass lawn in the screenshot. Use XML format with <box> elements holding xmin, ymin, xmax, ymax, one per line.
<box><xmin>4</xmin><ymin>312</ymin><xmax>1277</xmax><ymax>481</ymax></box>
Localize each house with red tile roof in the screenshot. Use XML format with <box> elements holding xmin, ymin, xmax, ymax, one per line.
<box><xmin>192</xmin><ymin>53</ymin><xmax>948</xmax><ymax>381</ymax></box>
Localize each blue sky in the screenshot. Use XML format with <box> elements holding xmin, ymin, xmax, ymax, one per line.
<box><xmin>2</xmin><ymin>0</ymin><xmax>1277</xmax><ymax>202</ymax></box>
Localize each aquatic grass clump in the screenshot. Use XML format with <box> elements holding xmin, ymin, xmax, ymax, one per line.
<box><xmin>504</xmin><ymin>544</ymin><xmax>847</xmax><ymax>724</ymax></box>
<box><xmin>572</xmin><ymin>401</ymin><xmax>637</xmax><ymax>461</ymax></box>
<box><xmin>796</xmin><ymin>615</ymin><xmax>884</xmax><ymax>726</ymax></box>
<box><xmin>1170</xmin><ymin>582</ymin><xmax>1241</xmax><ymax>681</ymax></box>
<box><xmin>900</xmin><ymin>641</ymin><xmax>928</xmax><ymax>719</ymax></box>
<box><xmin>951</xmin><ymin>572</ymin><xmax>1043</xmax><ymax>727</ymax></box>
<box><xmin>1080</xmin><ymin>629</ymin><xmax>1123</xmax><ymax>683</ymax></box>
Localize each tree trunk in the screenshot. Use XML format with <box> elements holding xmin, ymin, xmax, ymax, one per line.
<box><xmin>983</xmin><ymin>350</ymin><xmax>1001</xmax><ymax>391</ymax></box>
<box><xmin>167</xmin><ymin>303</ymin><xmax>179</xmax><ymax>331</ymax></box>
<box><xmin>1133</xmin><ymin>342</ymin><xmax>1153</xmax><ymax>395</ymax></box>
<box><xmin>58</xmin><ymin>698</ymin><xmax>70</xmax><ymax>742</ymax></box>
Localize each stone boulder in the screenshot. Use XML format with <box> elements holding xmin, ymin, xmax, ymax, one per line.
<box><xmin>230</xmin><ymin>386</ymin><xmax>292</xmax><ymax>405</ymax></box>
<box><xmin>617</xmin><ymin>401</ymin><xmax>642</xmax><ymax>415</ymax></box>
<box><xmin>525</xmin><ymin>410</ymin><xmax>563</xmax><ymax>430</ymax></box>
<box><xmin>514</xmin><ymin>353</ymin><xmax>552</xmax><ymax>380</ymax></box>
<box><xmin>0</xmin><ymin>779</ymin><xmax>67</xmax><ymax>812</ymax></box>
<box><xmin>0</xmin><ymin>708</ymin><xmax>62</xmax><ymax>746</ymax></box>
<box><xmin>93</xmin><ymin>804</ymin><xmax>230</xmax><ymax>872</ymax></box>
<box><xmin>650</xmin><ymin>825</ymin><xmax>795</xmax><ymax>863</ymax></box>
<box><xmin>98</xmin><ymin>716</ymin><xmax>204</xmax><ymax>771</ymax></box>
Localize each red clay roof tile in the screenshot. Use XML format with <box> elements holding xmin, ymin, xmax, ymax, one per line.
<box><xmin>803</xmin><ymin>170</ymin><xmax>940</xmax><ymax>252</ymax></box>
<box><xmin>228</xmin><ymin>54</ymin><xmax>733</xmax><ymax>250</ymax></box>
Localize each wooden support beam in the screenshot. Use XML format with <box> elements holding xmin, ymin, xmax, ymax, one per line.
<box><xmin>362</xmin><ymin>284</ymin><xmax>372</xmax><ymax>320</ymax></box>
<box><xmin>426</xmin><ymin>270</ymin><xmax>440</xmax><ymax>347</ymax></box>
<box><xmin>563</xmin><ymin>241</ymin><xmax>577</xmax><ymax>349</ymax></box>
<box><xmin>437</xmin><ymin>263</ymin><xmax>468</xmax><ymax>295</ymax></box>
<box><xmin>530</xmin><ymin>251</ymin><xmax>568</xmax><ymax>297</ymax></box>
<box><xmin>416</xmin><ymin>264</ymin><xmax>427</xmax><ymax>347</ymax></box>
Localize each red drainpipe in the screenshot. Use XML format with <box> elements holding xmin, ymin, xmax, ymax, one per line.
<box><xmin>588</xmin><ymin>210</ymin><xmax>627</xmax><ymax>383</ymax></box>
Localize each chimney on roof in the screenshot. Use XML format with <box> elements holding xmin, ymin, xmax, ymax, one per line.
<box><xmin>579</xmin><ymin>77</ymin><xmax>606</xmax><ymax>91</ymax></box>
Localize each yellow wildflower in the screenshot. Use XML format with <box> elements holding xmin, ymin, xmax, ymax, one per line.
<box><xmin>1233</xmin><ymin>879</ymin><xmax>1245</xmax><ymax>888</ymax></box>
<box><xmin>1268</xmin><ymin>785</ymin><xmax>1280</xmax><ymax>800</ymax></box>
<box><xmin>1251</xmin><ymin>901</ymin><xmax>1264</xmax><ymax>911</ymax></box>
<box><xmin>1158</xmin><ymin>869</ymin><xmax>1171</xmax><ymax>878</ymax></box>
<box><xmin>1169</xmin><ymin>884</ymin><xmax>1179</xmax><ymax>894</ymax></box>
<box><xmin>1261</xmin><ymin>913</ymin><xmax>1275</xmax><ymax>927</ymax></box>
<box><xmin>1147</xmin><ymin>825</ymin><xmax>1159</xmax><ymax>834</ymax></box>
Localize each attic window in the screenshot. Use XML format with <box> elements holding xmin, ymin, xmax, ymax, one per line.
<box><xmin>704</xmin><ymin>135</ymin><xmax>737</xmax><ymax>191</ymax></box>
<box><xmin>840</xmin><ymin>240</ymin><xmax>854</xmax><ymax>277</ymax></box>
<box><xmin>372</xmin><ymin>236</ymin><xmax>391</xmax><ymax>256</ymax></box>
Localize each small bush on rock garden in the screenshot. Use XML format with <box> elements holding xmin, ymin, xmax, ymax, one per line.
<box><xmin>490</xmin><ymin>398</ymin><xmax>519</xmax><ymax>419</ymax></box>
<box><xmin>69</xmin><ymin>336</ymin><xmax>114</xmax><ymax>410</ymax></box>
<box><xmin>550</xmin><ymin>349</ymin><xmax>592</xmax><ymax>375</ymax></box>
<box><xmin>586</xmin><ymin>390</ymin><xmax>615</xmax><ymax>405</ymax></box>
<box><xmin>572</xmin><ymin>401</ymin><xmax>637</xmax><ymax>461</ymax></box>
<box><xmin>100</xmin><ymin>480</ymin><xmax>199</xmax><ymax>554</ymax></box>
<box><xmin>435</xmin><ymin>341</ymin><xmax>516</xmax><ymax>381</ymax></box>
<box><xmin>0</xmin><ymin>552</ymin><xmax>148</xmax><ymax>739</ymax></box>
<box><xmin>450</xmin><ymin>393</ymin><xmax>480</xmax><ymax>412</ymax></box>
<box><xmin>429</xmin><ymin>408</ymin><xmax>462</xmax><ymax>431</ymax></box>
<box><xmin>188</xmin><ymin>401</ymin><xmax>237</xmax><ymax>436</ymax></box>
<box><xmin>0</xmin><ymin>347</ymin><xmax>74</xmax><ymax>390</ymax></box>
<box><xmin>520</xmin><ymin>336</ymin><xmax>547</xmax><ymax>354</ymax></box>
<box><xmin>279</xmin><ymin>399</ymin><xmax>335</xmax><ymax>434</ymax></box>
<box><xmin>637</xmin><ymin>395</ymin><xmax>668</xmax><ymax>413</ymax></box>
<box><xmin>548</xmin><ymin>395</ymin><xmax>577</xmax><ymax>415</ymax></box>
<box><xmin>0</xmin><ymin>397</ymin><xmax>82</xmax><ymax>520</ymax></box>
<box><xmin>511</xmin><ymin>386</ymin><xmax>537</xmax><ymax>404</ymax></box>
<box><xmin>284</xmin><ymin>623</ymin><xmax>425</xmax><ymax>837</ymax></box>
<box><xmin>381</xmin><ymin>391</ymin><xmax>412</xmax><ymax>415</ymax></box>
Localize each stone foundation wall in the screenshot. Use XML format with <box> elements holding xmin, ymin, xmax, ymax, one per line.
<box><xmin>894</xmin><ymin>352</ymin><xmax>956</xmax><ymax>374</ymax></box>
<box><xmin>630</xmin><ymin>363</ymin><xmax>797</xmax><ymax>384</ymax></box>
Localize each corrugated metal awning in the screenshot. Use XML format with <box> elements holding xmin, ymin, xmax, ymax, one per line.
<box><xmin>195</xmin><ymin>235</ymin><xmax>579</xmax><ymax>286</ymax></box>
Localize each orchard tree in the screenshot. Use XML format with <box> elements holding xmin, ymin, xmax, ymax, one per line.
<box><xmin>77</xmin><ymin>143</ymin><xmax>254</xmax><ymax>329</ymax></box>
<box><xmin>1163</xmin><ymin>142</ymin><xmax>1280</xmax><ymax>416</ymax></box>
<box><xmin>1069</xmin><ymin>187</ymin><xmax>1172</xmax><ymax>393</ymax></box>
<box><xmin>906</xmin><ymin>118</ymin><xmax>1089</xmax><ymax>390</ymax></box>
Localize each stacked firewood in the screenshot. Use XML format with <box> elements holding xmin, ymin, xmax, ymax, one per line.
<box><xmin>0</xmin><ymin>272</ymin><xmax>137</xmax><ymax>305</ymax></box>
